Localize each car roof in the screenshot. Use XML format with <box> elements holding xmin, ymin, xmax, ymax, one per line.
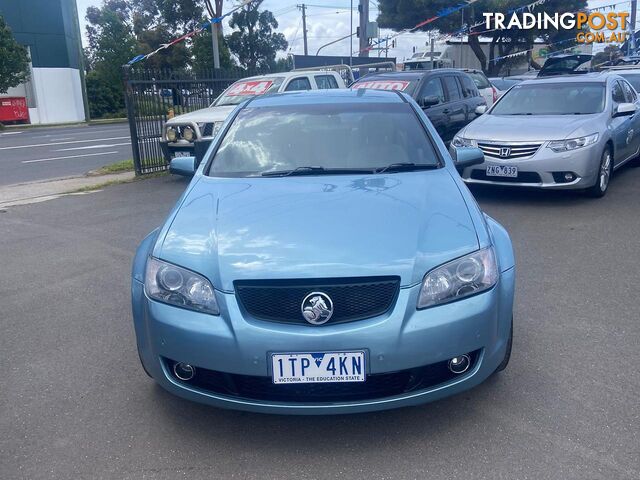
<box><xmin>358</xmin><ymin>69</ymin><xmax>463</xmax><ymax>81</ymax></box>
<box><xmin>246</xmin><ymin>89</ymin><xmax>406</xmax><ymax>107</ymax></box>
<box><xmin>241</xmin><ymin>71</ymin><xmax>338</xmax><ymax>81</ymax></box>
<box><xmin>519</xmin><ymin>72</ymin><xmax>611</xmax><ymax>85</ymax></box>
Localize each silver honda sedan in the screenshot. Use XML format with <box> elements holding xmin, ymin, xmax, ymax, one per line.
<box><xmin>450</xmin><ymin>74</ymin><xmax>640</xmax><ymax>197</ymax></box>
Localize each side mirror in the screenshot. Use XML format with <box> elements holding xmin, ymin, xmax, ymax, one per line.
<box><xmin>452</xmin><ymin>147</ymin><xmax>485</xmax><ymax>169</ymax></box>
<box><xmin>169</xmin><ymin>156</ymin><xmax>196</xmax><ymax>176</ymax></box>
<box><xmin>420</xmin><ymin>95</ymin><xmax>440</xmax><ymax>108</ymax></box>
<box><xmin>614</xmin><ymin>102</ymin><xmax>636</xmax><ymax>117</ymax></box>
<box><xmin>475</xmin><ymin>105</ymin><xmax>488</xmax><ymax>115</ymax></box>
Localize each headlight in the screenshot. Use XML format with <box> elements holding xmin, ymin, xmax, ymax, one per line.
<box><xmin>417</xmin><ymin>248</ymin><xmax>498</xmax><ymax>309</ymax></box>
<box><xmin>547</xmin><ymin>133</ymin><xmax>598</xmax><ymax>152</ymax></box>
<box><xmin>451</xmin><ymin>135</ymin><xmax>477</xmax><ymax>148</ymax></box>
<box><xmin>145</xmin><ymin>257</ymin><xmax>219</xmax><ymax>315</ymax></box>
<box><xmin>182</xmin><ymin>126</ymin><xmax>195</xmax><ymax>142</ymax></box>
<box><xmin>166</xmin><ymin>127</ymin><xmax>178</xmax><ymax>142</ymax></box>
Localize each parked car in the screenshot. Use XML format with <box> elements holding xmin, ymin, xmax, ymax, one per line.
<box><xmin>351</xmin><ymin>70</ymin><xmax>486</xmax><ymax>144</ymax></box>
<box><xmin>460</xmin><ymin>68</ymin><xmax>498</xmax><ymax>106</ymax></box>
<box><xmin>450</xmin><ymin>73</ymin><xmax>640</xmax><ymax>197</ymax></box>
<box><xmin>488</xmin><ymin>77</ymin><xmax>523</xmax><ymax>96</ymax></box>
<box><xmin>132</xmin><ymin>89</ymin><xmax>515</xmax><ymax>414</ymax></box>
<box><xmin>160</xmin><ymin>70</ymin><xmax>346</xmax><ymax>164</ymax></box>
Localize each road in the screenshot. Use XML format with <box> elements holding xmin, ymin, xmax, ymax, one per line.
<box><xmin>0</xmin><ymin>123</ymin><xmax>132</xmax><ymax>186</ymax></box>
<box><xmin>1</xmin><ymin>172</ymin><xmax>639</xmax><ymax>479</ymax></box>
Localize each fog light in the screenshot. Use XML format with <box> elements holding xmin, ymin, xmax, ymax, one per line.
<box><xmin>183</xmin><ymin>126</ymin><xmax>195</xmax><ymax>142</ymax></box>
<box><xmin>173</xmin><ymin>362</ymin><xmax>195</xmax><ymax>381</ymax></box>
<box><xmin>448</xmin><ymin>354</ymin><xmax>471</xmax><ymax>374</ymax></box>
<box><xmin>564</xmin><ymin>172</ymin><xmax>575</xmax><ymax>182</ymax></box>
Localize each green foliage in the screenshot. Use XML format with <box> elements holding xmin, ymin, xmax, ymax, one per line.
<box><xmin>226</xmin><ymin>0</ymin><xmax>288</xmax><ymax>71</ymax></box>
<box><xmin>377</xmin><ymin>0</ymin><xmax>588</xmax><ymax>74</ymax></box>
<box><xmin>0</xmin><ymin>15</ymin><xmax>30</xmax><ymax>94</ymax></box>
<box><xmin>192</xmin><ymin>26</ymin><xmax>235</xmax><ymax>72</ymax></box>
<box><xmin>86</xmin><ymin>71</ymin><xmax>126</xmax><ymax>119</ymax></box>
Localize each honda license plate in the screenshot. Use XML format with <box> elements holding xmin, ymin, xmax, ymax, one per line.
<box><xmin>271</xmin><ymin>351</ymin><xmax>366</xmax><ymax>384</ymax></box>
<box><xmin>486</xmin><ymin>165</ymin><xmax>518</xmax><ymax>177</ymax></box>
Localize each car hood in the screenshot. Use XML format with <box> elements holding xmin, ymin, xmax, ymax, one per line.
<box><xmin>462</xmin><ymin>113</ymin><xmax>601</xmax><ymax>141</ymax></box>
<box><xmin>166</xmin><ymin>105</ymin><xmax>236</xmax><ymax>125</ymax></box>
<box><xmin>155</xmin><ymin>170</ymin><xmax>479</xmax><ymax>291</ymax></box>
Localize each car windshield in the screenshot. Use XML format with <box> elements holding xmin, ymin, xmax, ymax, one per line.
<box><xmin>207</xmin><ymin>103</ymin><xmax>439</xmax><ymax>177</ymax></box>
<box><xmin>467</xmin><ymin>72</ymin><xmax>491</xmax><ymax>89</ymax></box>
<box><xmin>619</xmin><ymin>73</ymin><xmax>640</xmax><ymax>92</ymax></box>
<box><xmin>490</xmin><ymin>78</ymin><xmax>521</xmax><ymax>90</ymax></box>
<box><xmin>213</xmin><ymin>77</ymin><xmax>285</xmax><ymax>106</ymax></box>
<box><xmin>351</xmin><ymin>77</ymin><xmax>420</xmax><ymax>95</ymax></box>
<box><xmin>490</xmin><ymin>82</ymin><xmax>605</xmax><ymax>115</ymax></box>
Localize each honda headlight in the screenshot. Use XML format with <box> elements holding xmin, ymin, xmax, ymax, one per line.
<box><xmin>145</xmin><ymin>257</ymin><xmax>219</xmax><ymax>315</ymax></box>
<box><xmin>452</xmin><ymin>135</ymin><xmax>477</xmax><ymax>148</ymax></box>
<box><xmin>417</xmin><ymin>248</ymin><xmax>498</xmax><ymax>309</ymax></box>
<box><xmin>547</xmin><ymin>133</ymin><xmax>598</xmax><ymax>152</ymax></box>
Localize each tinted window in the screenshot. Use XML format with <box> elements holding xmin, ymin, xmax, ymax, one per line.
<box><xmin>621</xmin><ymin>80</ymin><xmax>637</xmax><ymax>102</ymax></box>
<box><xmin>208</xmin><ymin>103</ymin><xmax>439</xmax><ymax>177</ymax></box>
<box><xmin>443</xmin><ymin>76</ymin><xmax>462</xmax><ymax>101</ymax></box>
<box><xmin>419</xmin><ymin>77</ymin><xmax>445</xmax><ymax>103</ymax></box>
<box><xmin>460</xmin><ymin>75</ymin><xmax>478</xmax><ymax>97</ymax></box>
<box><xmin>285</xmin><ymin>77</ymin><xmax>312</xmax><ymax>91</ymax></box>
<box><xmin>491</xmin><ymin>83</ymin><xmax>605</xmax><ymax>115</ymax></box>
<box><xmin>612</xmin><ymin>81</ymin><xmax>626</xmax><ymax>103</ymax></box>
<box><xmin>620</xmin><ymin>73</ymin><xmax>640</xmax><ymax>93</ymax></box>
<box><xmin>467</xmin><ymin>71</ymin><xmax>491</xmax><ymax>89</ymax></box>
<box><xmin>315</xmin><ymin>75</ymin><xmax>339</xmax><ymax>89</ymax></box>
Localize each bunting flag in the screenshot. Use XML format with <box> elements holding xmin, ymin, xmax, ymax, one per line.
<box><xmin>127</xmin><ymin>0</ymin><xmax>255</xmax><ymax>66</ymax></box>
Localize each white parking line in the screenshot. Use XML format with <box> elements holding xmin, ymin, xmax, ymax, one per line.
<box><xmin>32</xmin><ymin>128</ymin><xmax>129</xmax><ymax>138</ymax></box>
<box><xmin>0</xmin><ymin>136</ymin><xmax>130</xmax><ymax>150</ymax></box>
<box><xmin>22</xmin><ymin>151</ymin><xmax>119</xmax><ymax>164</ymax></box>
<box><xmin>56</xmin><ymin>142</ymin><xmax>131</xmax><ymax>151</ymax></box>
<box><xmin>1</xmin><ymin>131</ymin><xmax>23</xmax><ymax>135</ymax></box>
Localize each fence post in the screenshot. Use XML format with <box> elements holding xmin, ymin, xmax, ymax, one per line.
<box><xmin>122</xmin><ymin>65</ymin><xmax>142</xmax><ymax>175</ymax></box>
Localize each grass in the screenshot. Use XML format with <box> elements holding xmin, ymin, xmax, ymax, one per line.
<box><xmin>93</xmin><ymin>159</ymin><xmax>135</xmax><ymax>175</ymax></box>
<box><xmin>67</xmin><ymin>170</ymin><xmax>168</xmax><ymax>194</ymax></box>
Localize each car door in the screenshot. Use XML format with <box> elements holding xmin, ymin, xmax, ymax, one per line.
<box><xmin>416</xmin><ymin>75</ymin><xmax>448</xmax><ymax>141</ymax></box>
<box><xmin>440</xmin><ymin>75</ymin><xmax>467</xmax><ymax>143</ymax></box>
<box><xmin>459</xmin><ymin>74</ymin><xmax>486</xmax><ymax>123</ymax></box>
<box><xmin>610</xmin><ymin>80</ymin><xmax>634</xmax><ymax>163</ymax></box>
<box><xmin>620</xmin><ymin>79</ymin><xmax>640</xmax><ymax>162</ymax></box>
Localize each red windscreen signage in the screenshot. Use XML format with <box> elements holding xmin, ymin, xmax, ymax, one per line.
<box><xmin>226</xmin><ymin>80</ymin><xmax>274</xmax><ymax>96</ymax></box>
<box><xmin>352</xmin><ymin>80</ymin><xmax>410</xmax><ymax>91</ymax></box>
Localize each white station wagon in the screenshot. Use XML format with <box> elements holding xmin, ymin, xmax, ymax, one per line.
<box><xmin>161</xmin><ymin>70</ymin><xmax>346</xmax><ymax>164</ymax></box>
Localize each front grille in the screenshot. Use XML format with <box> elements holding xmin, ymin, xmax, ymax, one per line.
<box><xmin>235</xmin><ymin>277</ymin><xmax>400</xmax><ymax>325</ymax></box>
<box><xmin>471</xmin><ymin>170</ymin><xmax>542</xmax><ymax>184</ymax></box>
<box><xmin>201</xmin><ymin>123</ymin><xmax>215</xmax><ymax>136</ymax></box>
<box><xmin>477</xmin><ymin>142</ymin><xmax>542</xmax><ymax>160</ymax></box>
<box><xmin>165</xmin><ymin>351</ymin><xmax>481</xmax><ymax>403</ymax></box>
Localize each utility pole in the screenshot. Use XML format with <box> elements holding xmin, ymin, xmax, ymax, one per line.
<box><xmin>630</xmin><ymin>0</ymin><xmax>637</xmax><ymax>55</ymax></box>
<box><xmin>297</xmin><ymin>4</ymin><xmax>308</xmax><ymax>56</ymax></box>
<box><xmin>205</xmin><ymin>0</ymin><xmax>222</xmax><ymax>69</ymax></box>
<box><xmin>358</xmin><ymin>0</ymin><xmax>369</xmax><ymax>59</ymax></box>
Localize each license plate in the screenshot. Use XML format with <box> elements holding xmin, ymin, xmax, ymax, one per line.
<box><xmin>271</xmin><ymin>351</ymin><xmax>366</xmax><ymax>384</ymax></box>
<box><xmin>486</xmin><ymin>165</ymin><xmax>518</xmax><ymax>177</ymax></box>
<box><xmin>172</xmin><ymin>151</ymin><xmax>191</xmax><ymax>158</ymax></box>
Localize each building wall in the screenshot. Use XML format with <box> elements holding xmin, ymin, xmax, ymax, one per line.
<box><xmin>0</xmin><ymin>0</ymin><xmax>86</xmax><ymax>124</ymax></box>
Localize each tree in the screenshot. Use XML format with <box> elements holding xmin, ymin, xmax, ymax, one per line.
<box><xmin>226</xmin><ymin>0</ymin><xmax>288</xmax><ymax>71</ymax></box>
<box><xmin>0</xmin><ymin>15</ymin><xmax>30</xmax><ymax>94</ymax></box>
<box><xmin>85</xmin><ymin>1</ymin><xmax>137</xmax><ymax>117</ymax></box>
<box><xmin>592</xmin><ymin>45</ymin><xmax>623</xmax><ymax>68</ymax></box>
<box><xmin>377</xmin><ymin>0</ymin><xmax>587</xmax><ymax>75</ymax></box>
<box><xmin>192</xmin><ymin>26</ymin><xmax>235</xmax><ymax>71</ymax></box>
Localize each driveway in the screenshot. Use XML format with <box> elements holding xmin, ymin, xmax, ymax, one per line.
<box><xmin>1</xmin><ymin>171</ymin><xmax>639</xmax><ymax>479</ymax></box>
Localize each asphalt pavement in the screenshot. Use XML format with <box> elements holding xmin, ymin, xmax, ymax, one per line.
<box><xmin>1</xmin><ymin>171</ymin><xmax>639</xmax><ymax>479</ymax></box>
<box><xmin>0</xmin><ymin>123</ymin><xmax>132</xmax><ymax>186</ymax></box>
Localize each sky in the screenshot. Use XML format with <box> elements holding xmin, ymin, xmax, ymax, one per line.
<box><xmin>75</xmin><ymin>0</ymin><xmax>630</xmax><ymax>62</ymax></box>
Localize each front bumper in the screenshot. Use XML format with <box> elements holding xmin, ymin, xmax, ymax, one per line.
<box><xmin>160</xmin><ymin>140</ymin><xmax>213</xmax><ymax>165</ymax></box>
<box><xmin>454</xmin><ymin>142</ymin><xmax>602</xmax><ymax>190</ymax></box>
<box><xmin>132</xmin><ymin>268</ymin><xmax>514</xmax><ymax>414</ymax></box>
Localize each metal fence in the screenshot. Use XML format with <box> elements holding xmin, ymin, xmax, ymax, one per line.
<box><xmin>123</xmin><ymin>66</ymin><xmax>253</xmax><ymax>174</ymax></box>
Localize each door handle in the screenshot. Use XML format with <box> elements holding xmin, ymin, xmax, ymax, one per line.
<box><xmin>443</xmin><ymin>109</ymin><xmax>450</xmax><ymax>114</ymax></box>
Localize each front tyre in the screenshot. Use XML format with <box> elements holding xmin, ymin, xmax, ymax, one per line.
<box><xmin>586</xmin><ymin>147</ymin><xmax>612</xmax><ymax>198</ymax></box>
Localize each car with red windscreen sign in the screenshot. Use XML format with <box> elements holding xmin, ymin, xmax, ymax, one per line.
<box><xmin>161</xmin><ymin>71</ymin><xmax>346</xmax><ymax>165</ymax></box>
<box><xmin>352</xmin><ymin>70</ymin><xmax>486</xmax><ymax>144</ymax></box>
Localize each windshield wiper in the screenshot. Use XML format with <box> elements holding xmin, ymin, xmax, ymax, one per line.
<box><xmin>374</xmin><ymin>163</ymin><xmax>438</xmax><ymax>174</ymax></box>
<box><xmin>261</xmin><ymin>166</ymin><xmax>372</xmax><ymax>177</ymax></box>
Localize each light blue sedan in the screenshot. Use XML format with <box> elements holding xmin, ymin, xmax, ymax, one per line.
<box><xmin>131</xmin><ymin>89</ymin><xmax>515</xmax><ymax>414</ymax></box>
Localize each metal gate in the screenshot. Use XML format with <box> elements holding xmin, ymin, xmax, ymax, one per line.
<box><xmin>122</xmin><ymin>66</ymin><xmax>250</xmax><ymax>174</ymax></box>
